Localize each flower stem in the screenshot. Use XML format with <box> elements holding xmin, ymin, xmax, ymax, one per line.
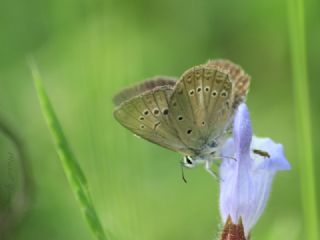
<box><xmin>287</xmin><ymin>0</ymin><xmax>319</xmax><ymax>239</ymax></box>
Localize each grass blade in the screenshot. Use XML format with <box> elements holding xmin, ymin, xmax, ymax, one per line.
<box><xmin>287</xmin><ymin>0</ymin><xmax>319</xmax><ymax>239</ymax></box>
<box><xmin>30</xmin><ymin>61</ymin><xmax>110</xmax><ymax>240</ymax></box>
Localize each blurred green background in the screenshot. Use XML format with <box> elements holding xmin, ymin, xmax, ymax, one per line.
<box><xmin>1</xmin><ymin>0</ymin><xmax>319</xmax><ymax>239</ymax></box>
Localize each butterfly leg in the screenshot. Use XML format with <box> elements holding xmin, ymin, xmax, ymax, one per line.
<box><xmin>204</xmin><ymin>160</ymin><xmax>221</xmax><ymax>181</ymax></box>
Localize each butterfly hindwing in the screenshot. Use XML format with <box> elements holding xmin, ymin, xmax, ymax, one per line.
<box><xmin>168</xmin><ymin>68</ymin><xmax>207</xmax><ymax>152</ymax></box>
<box><xmin>206</xmin><ymin>59</ymin><xmax>251</xmax><ymax>109</ymax></box>
<box><xmin>168</xmin><ymin>65</ymin><xmax>229</xmax><ymax>151</ymax></box>
<box><xmin>168</xmin><ymin>62</ymin><xmax>245</xmax><ymax>151</ymax></box>
<box><xmin>206</xmin><ymin>68</ymin><xmax>234</xmax><ymax>139</ymax></box>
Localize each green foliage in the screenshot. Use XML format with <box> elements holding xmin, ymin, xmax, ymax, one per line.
<box><xmin>31</xmin><ymin>62</ymin><xmax>110</xmax><ymax>240</ymax></box>
<box><xmin>287</xmin><ymin>0</ymin><xmax>319</xmax><ymax>239</ymax></box>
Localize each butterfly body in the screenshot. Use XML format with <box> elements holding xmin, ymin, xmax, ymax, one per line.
<box><xmin>113</xmin><ymin>60</ymin><xmax>250</xmax><ymax>174</ymax></box>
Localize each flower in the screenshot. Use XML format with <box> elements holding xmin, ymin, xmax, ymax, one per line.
<box><xmin>219</xmin><ymin>103</ymin><xmax>291</xmax><ymax>238</ymax></box>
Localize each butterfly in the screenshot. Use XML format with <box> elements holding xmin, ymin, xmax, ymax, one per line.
<box><xmin>113</xmin><ymin>59</ymin><xmax>250</xmax><ymax>177</ymax></box>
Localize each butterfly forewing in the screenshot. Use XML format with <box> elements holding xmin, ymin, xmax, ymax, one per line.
<box><xmin>114</xmin><ymin>80</ymin><xmax>192</xmax><ymax>155</ymax></box>
<box><xmin>113</xmin><ymin>77</ymin><xmax>176</xmax><ymax>106</ymax></box>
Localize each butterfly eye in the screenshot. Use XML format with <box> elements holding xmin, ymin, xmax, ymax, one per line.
<box><xmin>186</xmin><ymin>156</ymin><xmax>192</xmax><ymax>164</ymax></box>
<box><xmin>210</xmin><ymin>140</ymin><xmax>217</xmax><ymax>148</ymax></box>
<box><xmin>183</xmin><ymin>156</ymin><xmax>195</xmax><ymax>168</ymax></box>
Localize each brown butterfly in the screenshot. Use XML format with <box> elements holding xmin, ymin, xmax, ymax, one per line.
<box><xmin>113</xmin><ymin>60</ymin><xmax>250</xmax><ymax>177</ymax></box>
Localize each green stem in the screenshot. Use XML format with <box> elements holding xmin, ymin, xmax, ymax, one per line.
<box><xmin>287</xmin><ymin>0</ymin><xmax>319</xmax><ymax>239</ymax></box>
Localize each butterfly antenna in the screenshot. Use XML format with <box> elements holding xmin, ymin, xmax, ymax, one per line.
<box><xmin>180</xmin><ymin>163</ymin><xmax>188</xmax><ymax>183</ymax></box>
<box><xmin>211</xmin><ymin>155</ymin><xmax>237</xmax><ymax>161</ymax></box>
<box><xmin>221</xmin><ymin>156</ymin><xmax>237</xmax><ymax>161</ymax></box>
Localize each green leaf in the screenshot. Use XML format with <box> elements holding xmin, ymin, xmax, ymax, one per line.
<box><xmin>30</xmin><ymin>60</ymin><xmax>112</xmax><ymax>240</ymax></box>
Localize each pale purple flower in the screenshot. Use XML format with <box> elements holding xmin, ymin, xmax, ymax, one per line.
<box><xmin>219</xmin><ymin>103</ymin><xmax>291</xmax><ymax>237</ymax></box>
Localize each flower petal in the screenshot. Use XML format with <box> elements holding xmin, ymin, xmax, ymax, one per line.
<box><xmin>219</xmin><ymin>103</ymin><xmax>291</xmax><ymax>237</ymax></box>
<box><xmin>233</xmin><ymin>103</ymin><xmax>252</xmax><ymax>156</ymax></box>
<box><xmin>251</xmin><ymin>136</ymin><xmax>291</xmax><ymax>171</ymax></box>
